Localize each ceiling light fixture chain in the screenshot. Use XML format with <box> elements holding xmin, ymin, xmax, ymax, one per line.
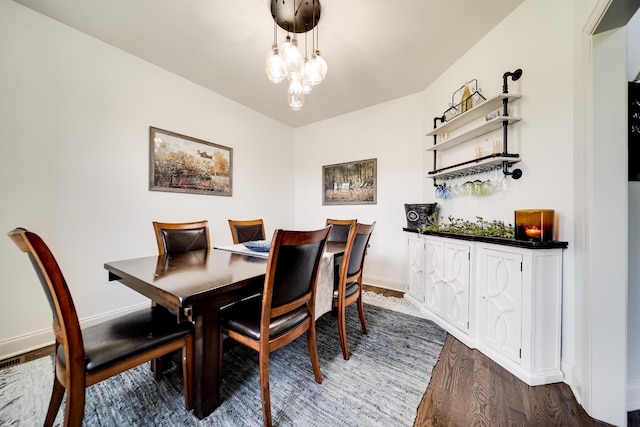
<box><xmin>265</xmin><ymin>0</ymin><xmax>327</xmax><ymax>111</ymax></box>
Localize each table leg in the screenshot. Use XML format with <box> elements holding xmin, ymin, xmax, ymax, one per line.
<box><xmin>333</xmin><ymin>253</ymin><xmax>344</xmax><ymax>285</ymax></box>
<box><xmin>192</xmin><ymin>306</ymin><xmax>221</xmax><ymax>419</ymax></box>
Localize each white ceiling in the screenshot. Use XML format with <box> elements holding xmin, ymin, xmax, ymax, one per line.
<box><xmin>13</xmin><ymin>0</ymin><xmax>524</xmax><ymax>128</ymax></box>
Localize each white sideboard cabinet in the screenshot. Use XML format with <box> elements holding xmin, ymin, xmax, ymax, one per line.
<box><xmin>405</xmin><ymin>232</ymin><xmax>566</xmax><ymax>386</ymax></box>
<box><xmin>407</xmin><ymin>234</ymin><xmax>425</xmax><ymax>304</ymax></box>
<box><xmin>424</xmin><ymin>236</ymin><xmax>471</xmax><ymax>335</ymax></box>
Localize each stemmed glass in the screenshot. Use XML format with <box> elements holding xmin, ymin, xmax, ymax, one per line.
<box><xmin>481</xmin><ymin>168</ymin><xmax>494</xmax><ymax>196</ymax></box>
<box><xmin>500</xmin><ymin>171</ymin><xmax>512</xmax><ymax>193</ymax></box>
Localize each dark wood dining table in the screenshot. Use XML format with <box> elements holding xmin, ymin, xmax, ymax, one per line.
<box><xmin>104</xmin><ymin>242</ymin><xmax>345</xmax><ymax>419</ymax></box>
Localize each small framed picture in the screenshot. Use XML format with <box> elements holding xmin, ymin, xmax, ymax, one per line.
<box><xmin>322</xmin><ymin>158</ymin><xmax>377</xmax><ymax>205</ymax></box>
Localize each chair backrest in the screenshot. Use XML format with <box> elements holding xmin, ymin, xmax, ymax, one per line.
<box><xmin>325</xmin><ymin>218</ymin><xmax>357</xmax><ymax>243</ymax></box>
<box><xmin>228</xmin><ymin>219</ymin><xmax>266</xmax><ymax>244</ymax></box>
<box><xmin>338</xmin><ymin>222</ymin><xmax>376</xmax><ymax>288</ymax></box>
<box><xmin>8</xmin><ymin>228</ymin><xmax>84</xmax><ymax>371</ymax></box>
<box><xmin>152</xmin><ymin>220</ymin><xmax>210</xmax><ymax>255</ymax></box>
<box><xmin>262</xmin><ymin>227</ymin><xmax>330</xmax><ymax>323</ymax></box>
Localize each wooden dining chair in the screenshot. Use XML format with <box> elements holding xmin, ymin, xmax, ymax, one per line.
<box><xmin>152</xmin><ymin>220</ymin><xmax>210</xmax><ymax>255</ymax></box>
<box><xmin>8</xmin><ymin>228</ymin><xmax>194</xmax><ymax>427</ymax></box>
<box><xmin>333</xmin><ymin>222</ymin><xmax>376</xmax><ymax>360</ymax></box>
<box><xmin>325</xmin><ymin>218</ymin><xmax>357</xmax><ymax>243</ymax></box>
<box><xmin>151</xmin><ymin>220</ymin><xmax>209</xmax><ymax>377</ymax></box>
<box><xmin>228</xmin><ymin>218</ymin><xmax>266</xmax><ymax>244</ymax></box>
<box><xmin>219</xmin><ymin>226</ymin><xmax>331</xmax><ymax>427</ymax></box>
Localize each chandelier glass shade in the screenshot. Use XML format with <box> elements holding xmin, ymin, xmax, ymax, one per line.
<box><xmin>284</xmin><ymin>37</ymin><xmax>303</xmax><ymax>81</ymax></box>
<box><xmin>265</xmin><ymin>45</ymin><xmax>286</xmax><ymax>84</ymax></box>
<box><xmin>287</xmin><ymin>78</ymin><xmax>304</xmax><ymax>110</ymax></box>
<box><xmin>265</xmin><ymin>0</ymin><xmax>327</xmax><ymax>110</ymax></box>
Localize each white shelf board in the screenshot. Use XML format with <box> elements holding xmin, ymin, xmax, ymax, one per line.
<box><xmin>426</xmin><ymin>116</ymin><xmax>521</xmax><ymax>152</ymax></box>
<box><xmin>426</xmin><ymin>93</ymin><xmax>521</xmax><ymax>137</ymax></box>
<box><xmin>427</xmin><ymin>156</ymin><xmax>521</xmax><ymax>180</ymax></box>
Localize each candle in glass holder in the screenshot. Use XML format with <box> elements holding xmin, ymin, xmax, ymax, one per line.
<box><xmin>525</xmin><ymin>226</ymin><xmax>542</xmax><ymax>238</ymax></box>
<box><xmin>515</xmin><ymin>209</ymin><xmax>555</xmax><ymax>242</ymax></box>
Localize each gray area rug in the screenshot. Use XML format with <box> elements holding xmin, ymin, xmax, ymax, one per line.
<box><xmin>0</xmin><ymin>303</ymin><xmax>446</xmax><ymax>426</ymax></box>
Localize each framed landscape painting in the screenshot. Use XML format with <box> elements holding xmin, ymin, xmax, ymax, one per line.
<box><xmin>149</xmin><ymin>127</ymin><xmax>232</xmax><ymax>196</ymax></box>
<box><xmin>322</xmin><ymin>158</ymin><xmax>377</xmax><ymax>205</ymax></box>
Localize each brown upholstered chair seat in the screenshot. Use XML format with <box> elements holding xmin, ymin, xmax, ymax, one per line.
<box><xmin>333</xmin><ymin>282</ymin><xmax>359</xmax><ymax>300</ymax></box>
<box><xmin>234</xmin><ymin>224</ymin><xmax>265</xmax><ymax>244</ymax></box>
<box><xmin>325</xmin><ymin>218</ymin><xmax>357</xmax><ymax>243</ymax></box>
<box><xmin>220</xmin><ymin>296</ymin><xmax>309</xmax><ymax>341</ymax></box>
<box><xmin>158</xmin><ymin>227</ymin><xmax>208</xmax><ymax>254</ymax></box>
<box><xmin>57</xmin><ymin>307</ymin><xmax>193</xmax><ymax>373</ymax></box>
<box><xmin>228</xmin><ymin>219</ymin><xmax>266</xmax><ymax>244</ymax></box>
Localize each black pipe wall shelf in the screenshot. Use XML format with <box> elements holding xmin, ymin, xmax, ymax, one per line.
<box><xmin>427</xmin><ymin>69</ymin><xmax>523</xmax><ymax>184</ymax></box>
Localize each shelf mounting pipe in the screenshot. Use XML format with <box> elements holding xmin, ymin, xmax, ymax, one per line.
<box><xmin>501</xmin><ymin>68</ymin><xmax>523</xmax><ymax>179</ymax></box>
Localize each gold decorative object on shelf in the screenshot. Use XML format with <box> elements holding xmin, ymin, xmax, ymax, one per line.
<box><xmin>461</xmin><ymin>85</ymin><xmax>472</xmax><ymax>112</ymax></box>
<box><xmin>443</xmin><ymin>79</ymin><xmax>485</xmax><ymax>121</ymax></box>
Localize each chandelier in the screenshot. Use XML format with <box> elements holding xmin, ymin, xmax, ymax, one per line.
<box><xmin>265</xmin><ymin>0</ymin><xmax>327</xmax><ymax>111</ymax></box>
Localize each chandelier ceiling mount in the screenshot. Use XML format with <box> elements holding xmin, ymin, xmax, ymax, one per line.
<box><xmin>271</xmin><ymin>0</ymin><xmax>321</xmax><ymax>33</ymax></box>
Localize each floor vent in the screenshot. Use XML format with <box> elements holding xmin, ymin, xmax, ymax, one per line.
<box><xmin>0</xmin><ymin>355</ymin><xmax>25</xmax><ymax>370</ymax></box>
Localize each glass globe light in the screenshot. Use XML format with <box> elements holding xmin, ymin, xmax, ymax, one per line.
<box><xmin>284</xmin><ymin>38</ymin><xmax>303</xmax><ymax>81</ymax></box>
<box><xmin>303</xmin><ymin>53</ymin><xmax>323</xmax><ymax>86</ymax></box>
<box><xmin>302</xmin><ymin>77</ymin><xmax>313</xmax><ymax>94</ymax></box>
<box><xmin>280</xmin><ymin>35</ymin><xmax>292</xmax><ymax>61</ymax></box>
<box><xmin>287</xmin><ymin>78</ymin><xmax>305</xmax><ymax>110</ymax></box>
<box><xmin>314</xmin><ymin>49</ymin><xmax>328</xmax><ymax>81</ymax></box>
<box><xmin>265</xmin><ymin>45</ymin><xmax>286</xmax><ymax>83</ymax></box>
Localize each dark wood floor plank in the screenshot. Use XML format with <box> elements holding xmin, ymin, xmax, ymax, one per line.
<box><xmin>414</xmin><ymin>334</ymin><xmax>614</xmax><ymax>427</ymax></box>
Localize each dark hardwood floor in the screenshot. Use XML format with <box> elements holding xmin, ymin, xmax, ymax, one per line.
<box><xmin>362</xmin><ymin>286</ymin><xmax>623</xmax><ymax>426</ymax></box>
<box><xmin>414</xmin><ymin>334</ymin><xmax>614</xmax><ymax>426</ymax></box>
<box><xmin>363</xmin><ymin>284</ymin><xmax>404</xmax><ymax>298</ymax></box>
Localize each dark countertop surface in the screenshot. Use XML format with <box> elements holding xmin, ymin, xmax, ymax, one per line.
<box><xmin>403</xmin><ymin>228</ymin><xmax>569</xmax><ymax>249</ymax></box>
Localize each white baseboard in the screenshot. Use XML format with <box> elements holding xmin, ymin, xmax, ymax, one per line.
<box><xmin>562</xmin><ymin>359</ymin><xmax>583</xmax><ymax>406</ymax></box>
<box><xmin>562</xmin><ymin>360</ymin><xmax>640</xmax><ymax>414</ymax></box>
<box><xmin>363</xmin><ymin>274</ymin><xmax>405</xmax><ymax>292</ymax></box>
<box><xmin>0</xmin><ymin>303</ymin><xmax>149</xmax><ymax>361</ymax></box>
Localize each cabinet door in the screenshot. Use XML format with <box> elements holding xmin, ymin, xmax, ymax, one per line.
<box><xmin>407</xmin><ymin>236</ymin><xmax>425</xmax><ymax>302</ymax></box>
<box><xmin>478</xmin><ymin>248</ymin><xmax>522</xmax><ymax>363</ymax></box>
<box><xmin>443</xmin><ymin>242</ymin><xmax>470</xmax><ymax>332</ymax></box>
<box><xmin>424</xmin><ymin>239</ymin><xmax>445</xmax><ymax>317</ymax></box>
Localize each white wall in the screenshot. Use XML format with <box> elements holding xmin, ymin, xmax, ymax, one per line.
<box><xmin>0</xmin><ymin>1</ymin><xmax>295</xmax><ymax>358</ymax></box>
<box><xmin>589</xmin><ymin>25</ymin><xmax>628</xmax><ymax>425</ymax></box>
<box><xmin>627</xmin><ymin>7</ymin><xmax>640</xmax><ymax>411</ymax></box>
<box><xmin>293</xmin><ymin>94</ymin><xmax>424</xmax><ymax>291</ymax></box>
<box><xmin>421</xmin><ymin>0</ymin><xmax>579</xmax><ymax>380</ymax></box>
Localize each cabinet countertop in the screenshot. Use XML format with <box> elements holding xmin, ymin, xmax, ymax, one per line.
<box><xmin>403</xmin><ymin>228</ymin><xmax>568</xmax><ymax>249</ymax></box>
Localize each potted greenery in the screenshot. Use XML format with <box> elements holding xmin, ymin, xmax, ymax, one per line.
<box><xmin>419</xmin><ymin>214</ymin><xmax>515</xmax><ymax>239</ymax></box>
